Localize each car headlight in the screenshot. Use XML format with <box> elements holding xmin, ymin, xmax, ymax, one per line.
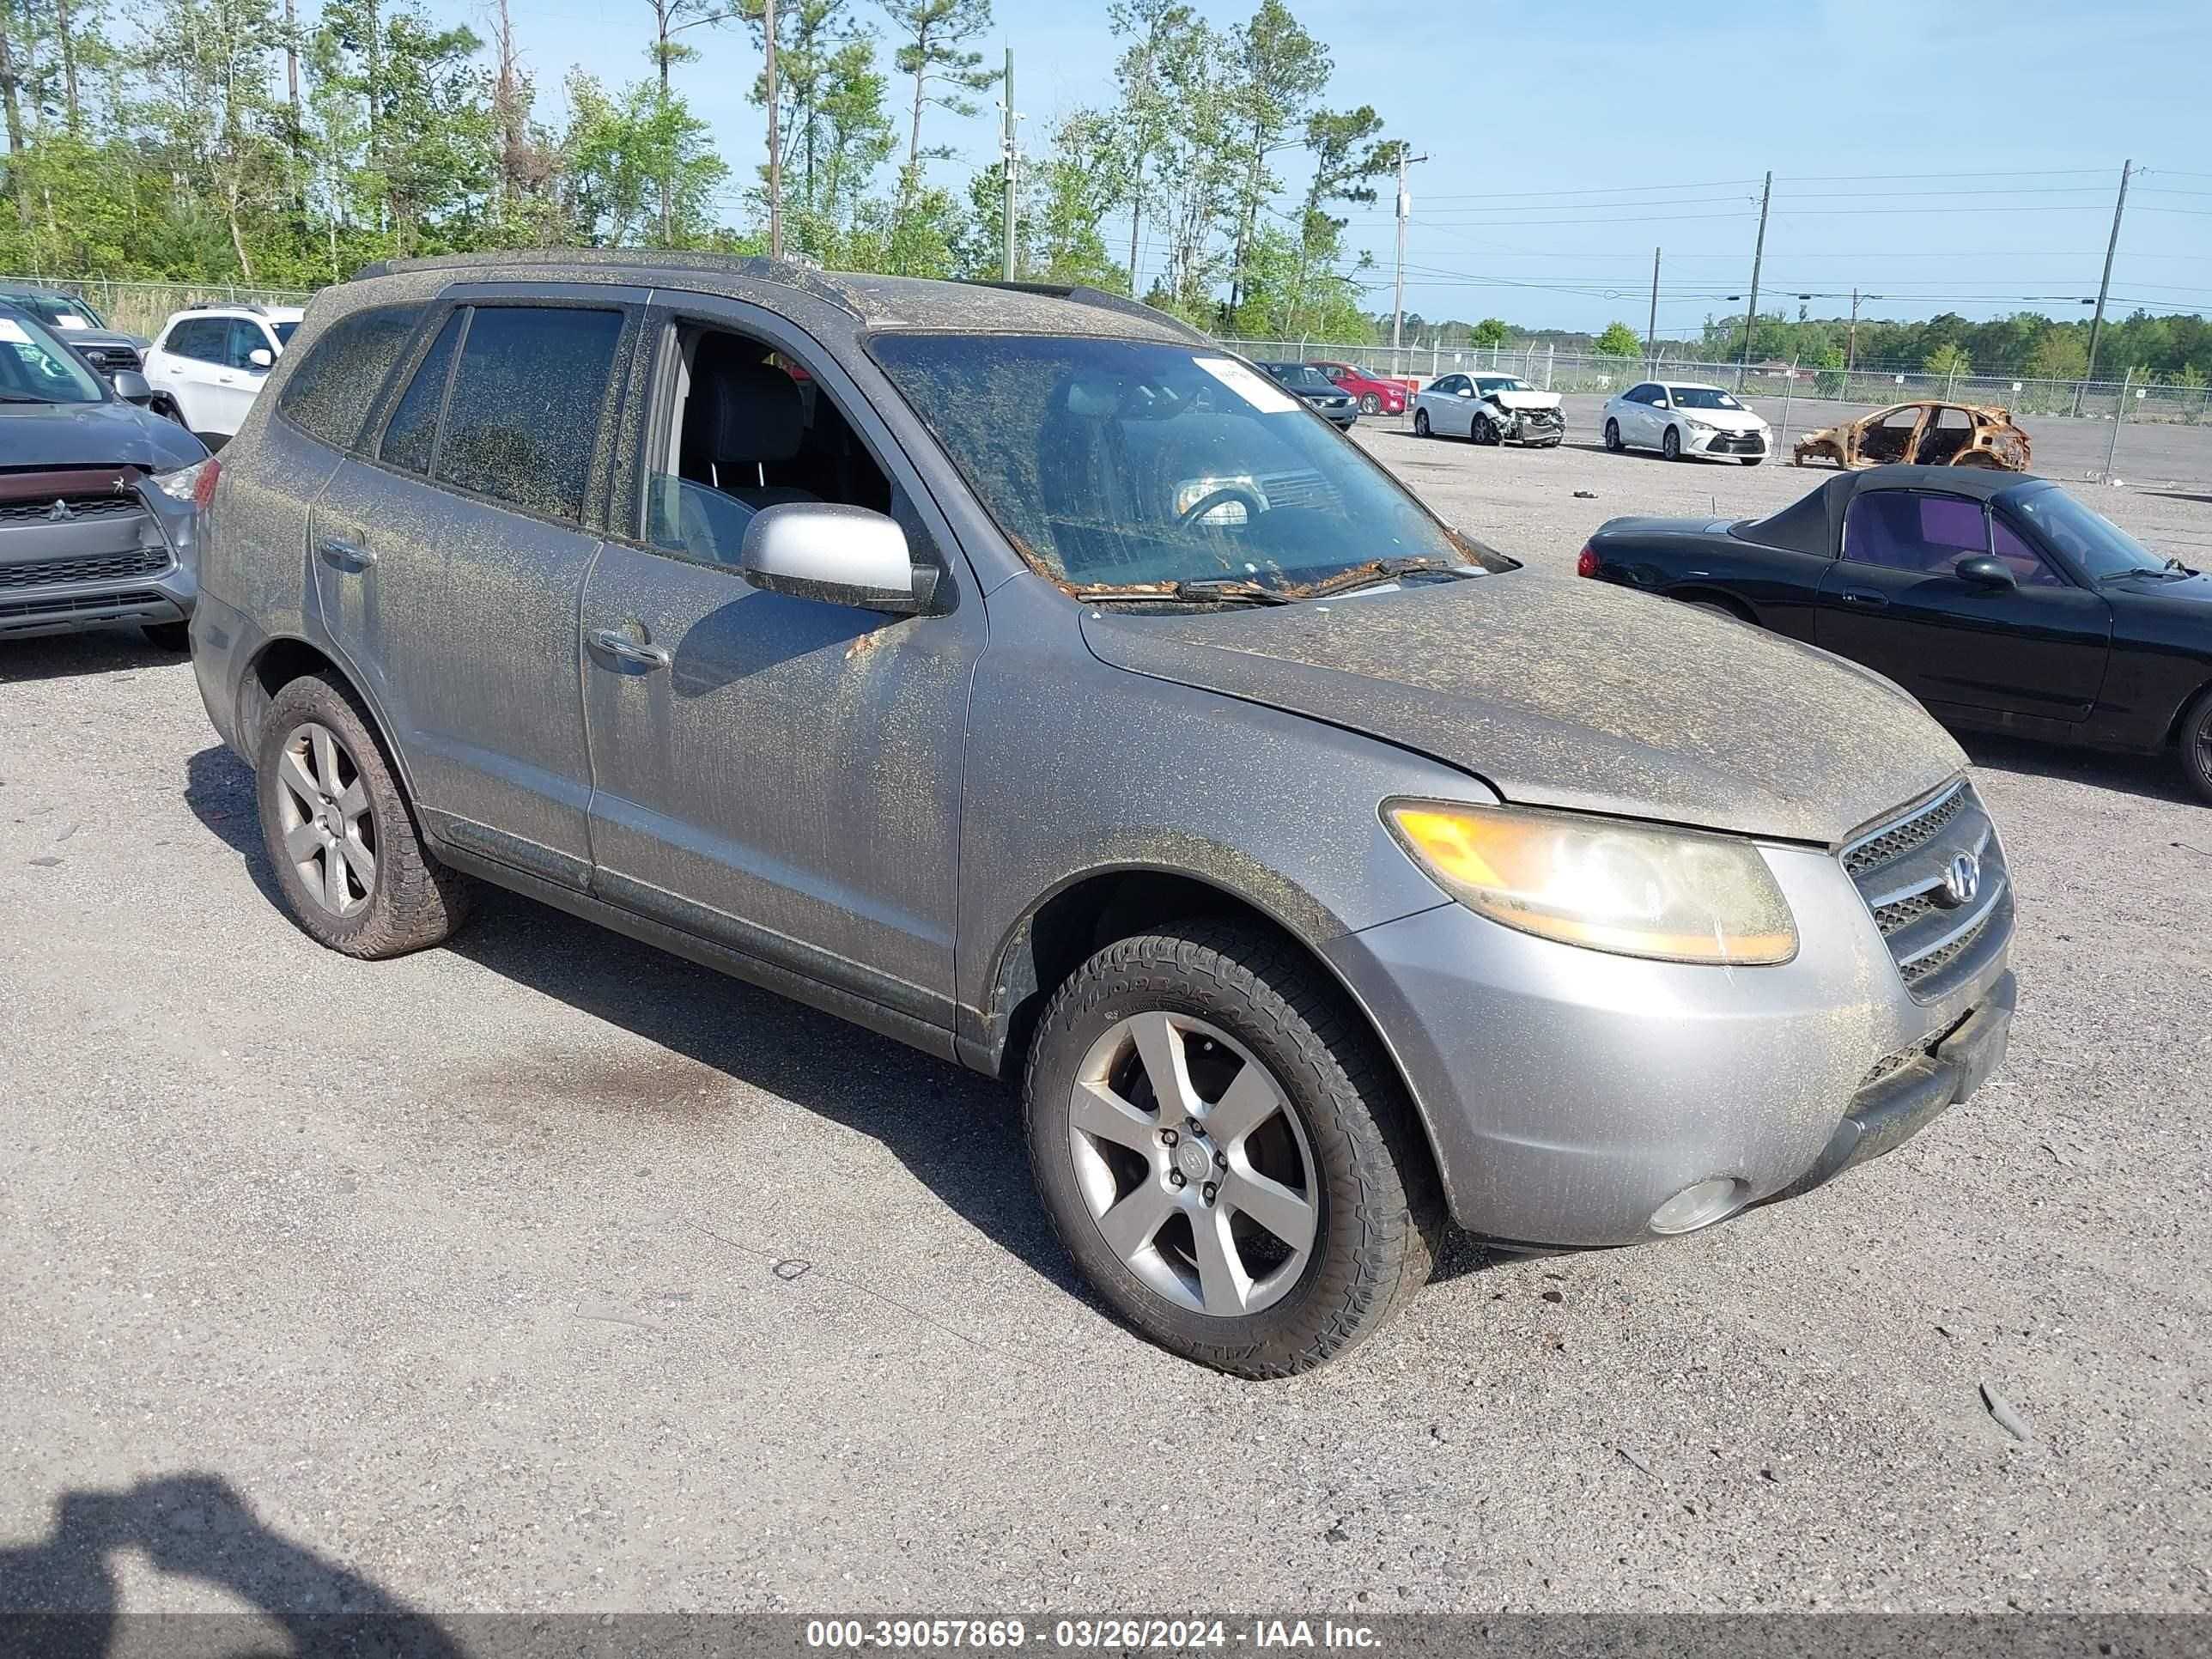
<box><xmin>149</xmin><ymin>456</ymin><xmax>213</xmax><ymax>505</ymax></box>
<box><xmin>1384</xmin><ymin>801</ymin><xmax>1797</xmax><ymax>964</ymax></box>
<box><xmin>1680</xmin><ymin>416</ymin><xmax>1715</xmax><ymax>433</ymax></box>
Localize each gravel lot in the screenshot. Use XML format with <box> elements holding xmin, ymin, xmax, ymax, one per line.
<box><xmin>3</xmin><ymin>433</ymin><xmax>2209</xmax><ymax>1625</ymax></box>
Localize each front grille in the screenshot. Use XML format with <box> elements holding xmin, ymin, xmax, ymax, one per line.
<box><xmin>1520</xmin><ymin>409</ymin><xmax>1563</xmax><ymax>428</ymax></box>
<box><xmin>1844</xmin><ymin>785</ymin><xmax>1966</xmax><ymax>877</ymax></box>
<box><xmin>1843</xmin><ymin>779</ymin><xmax>2010</xmax><ymax>1001</ymax></box>
<box><xmin>0</xmin><ymin>494</ymin><xmax>144</xmax><ymax>526</ymax></box>
<box><xmin>1705</xmin><ymin>431</ymin><xmax>1765</xmax><ymax>453</ymax></box>
<box><xmin>0</xmin><ymin>545</ymin><xmax>171</xmax><ymax>590</ymax></box>
<box><xmin>83</xmin><ymin>345</ymin><xmax>143</xmax><ymax>374</ymax></box>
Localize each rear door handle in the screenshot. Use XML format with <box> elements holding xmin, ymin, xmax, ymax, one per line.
<box><xmin>1840</xmin><ymin>589</ymin><xmax>1888</xmax><ymax>609</ymax></box>
<box><xmin>316</xmin><ymin>537</ymin><xmax>376</xmax><ymax>570</ymax></box>
<box><xmin>588</xmin><ymin>628</ymin><xmax>672</xmax><ymax>672</ymax></box>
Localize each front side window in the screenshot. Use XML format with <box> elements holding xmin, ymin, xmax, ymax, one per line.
<box><xmin>1843</xmin><ymin>491</ymin><xmax>1987</xmax><ymax>574</ymax></box>
<box><xmin>1990</xmin><ymin>516</ymin><xmax>2065</xmax><ymax>588</ymax></box>
<box><xmin>0</xmin><ymin>310</ymin><xmax>105</xmax><ymax>404</ymax></box>
<box><xmin>277</xmin><ymin>302</ymin><xmax>427</xmax><ymax>450</ymax></box>
<box><xmin>434</xmin><ymin>307</ymin><xmax>625</xmax><ymax>521</ymax></box>
<box><xmin>872</xmin><ymin>332</ymin><xmax>1492</xmax><ymax>593</ymax></box>
<box><xmin>273</xmin><ymin>320</ymin><xmax>300</xmax><ymax>349</ymax></box>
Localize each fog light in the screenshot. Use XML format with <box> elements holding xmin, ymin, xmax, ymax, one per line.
<box><xmin>1648</xmin><ymin>1177</ymin><xmax>1746</xmax><ymax>1236</ymax></box>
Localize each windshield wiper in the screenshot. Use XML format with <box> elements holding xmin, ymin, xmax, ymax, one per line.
<box><xmin>0</xmin><ymin>392</ymin><xmax>55</xmax><ymax>404</ymax></box>
<box><xmin>2100</xmin><ymin>565</ymin><xmax>2187</xmax><ymax>581</ymax></box>
<box><xmin>1302</xmin><ymin>556</ymin><xmax>1475</xmax><ymax>599</ymax></box>
<box><xmin>1073</xmin><ymin>578</ymin><xmax>1293</xmax><ymax>607</ymax></box>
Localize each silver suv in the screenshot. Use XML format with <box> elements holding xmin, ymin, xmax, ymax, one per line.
<box><xmin>190</xmin><ymin>253</ymin><xmax>2017</xmax><ymax>1376</ymax></box>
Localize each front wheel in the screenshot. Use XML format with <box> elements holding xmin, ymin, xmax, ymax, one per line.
<box><xmin>1024</xmin><ymin>921</ymin><xmax>1441</xmax><ymax>1377</ymax></box>
<box><xmin>1603</xmin><ymin>418</ymin><xmax>1624</xmax><ymax>453</ymax></box>
<box><xmin>1662</xmin><ymin>426</ymin><xmax>1681</xmax><ymax>462</ymax></box>
<box><xmin>1413</xmin><ymin>408</ymin><xmax>1430</xmax><ymax>438</ymax></box>
<box><xmin>254</xmin><ymin>672</ymin><xmax>473</xmax><ymax>957</ymax></box>
<box><xmin>1358</xmin><ymin>392</ymin><xmax>1380</xmax><ymax>416</ymax></box>
<box><xmin>1471</xmin><ymin>416</ymin><xmax>1498</xmax><ymax>446</ymax></box>
<box><xmin>2180</xmin><ymin>685</ymin><xmax>2212</xmax><ymax>805</ymax></box>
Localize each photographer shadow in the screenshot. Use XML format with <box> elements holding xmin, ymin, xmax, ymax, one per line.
<box><xmin>0</xmin><ymin>1473</ymin><xmax>461</xmax><ymax>1659</ymax></box>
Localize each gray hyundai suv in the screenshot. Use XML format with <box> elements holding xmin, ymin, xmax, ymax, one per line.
<box><xmin>190</xmin><ymin>252</ymin><xmax>2016</xmax><ymax>1376</ymax></box>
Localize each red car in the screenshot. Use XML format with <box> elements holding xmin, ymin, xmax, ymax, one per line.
<box><xmin>1310</xmin><ymin>361</ymin><xmax>1408</xmax><ymax>416</ymax></box>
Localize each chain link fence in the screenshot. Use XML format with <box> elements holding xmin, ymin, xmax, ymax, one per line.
<box><xmin>3</xmin><ymin>276</ymin><xmax>316</xmax><ymax>339</ymax></box>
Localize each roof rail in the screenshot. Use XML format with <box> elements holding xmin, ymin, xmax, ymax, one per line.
<box><xmin>346</xmin><ymin>248</ymin><xmax>866</xmax><ymax>322</ymax></box>
<box><xmin>184</xmin><ymin>299</ymin><xmax>268</xmax><ymax>315</ymax></box>
<box><xmin>961</xmin><ymin>279</ymin><xmax>1212</xmax><ymax>345</ymax></box>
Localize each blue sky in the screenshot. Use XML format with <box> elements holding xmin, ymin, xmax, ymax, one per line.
<box><xmin>468</xmin><ymin>0</ymin><xmax>2212</xmax><ymax>337</ymax></box>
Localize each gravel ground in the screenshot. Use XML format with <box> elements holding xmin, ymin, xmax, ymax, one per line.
<box><xmin>3</xmin><ymin>436</ymin><xmax>2209</xmax><ymax>1623</ymax></box>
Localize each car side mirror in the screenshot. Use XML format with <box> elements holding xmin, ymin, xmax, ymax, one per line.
<box><xmin>1653</xmin><ymin>398</ymin><xmax>1670</xmax><ymax>410</ymax></box>
<box><xmin>248</xmin><ymin>348</ymin><xmax>274</xmax><ymax>370</ymax></box>
<box><xmin>1455</xmin><ymin>387</ymin><xmax>1473</xmax><ymax>398</ymax></box>
<box><xmin>111</xmin><ymin>368</ymin><xmax>153</xmax><ymax>404</ymax></box>
<box><xmin>1955</xmin><ymin>555</ymin><xmax>2017</xmax><ymax>591</ymax></box>
<box><xmin>740</xmin><ymin>502</ymin><xmax>937</xmax><ymax>615</ymax></box>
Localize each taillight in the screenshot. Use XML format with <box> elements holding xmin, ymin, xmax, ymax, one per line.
<box><xmin>193</xmin><ymin>456</ymin><xmax>222</xmax><ymax>511</ymax></box>
<box><xmin>1576</xmin><ymin>546</ymin><xmax>1600</xmax><ymax>579</ymax></box>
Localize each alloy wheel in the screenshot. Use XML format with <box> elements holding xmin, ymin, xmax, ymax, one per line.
<box><xmin>274</xmin><ymin>720</ymin><xmax>376</xmax><ymax>917</ymax></box>
<box><xmin>1067</xmin><ymin>1012</ymin><xmax>1319</xmax><ymax>1318</ymax></box>
<box><xmin>1359</xmin><ymin>392</ymin><xmax>1380</xmax><ymax>415</ymax></box>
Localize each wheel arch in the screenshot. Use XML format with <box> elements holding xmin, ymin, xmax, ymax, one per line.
<box><xmin>238</xmin><ymin>634</ymin><xmax>419</xmax><ymax>803</ymax></box>
<box><xmin>970</xmin><ymin>866</ymin><xmax>1450</xmax><ymax>1205</ymax></box>
<box><xmin>1664</xmin><ymin>584</ymin><xmax>1757</xmax><ymax>623</ymax></box>
<box><xmin>2160</xmin><ymin>672</ymin><xmax>2212</xmax><ymax>750</ymax></box>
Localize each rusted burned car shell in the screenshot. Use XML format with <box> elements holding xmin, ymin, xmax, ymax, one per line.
<box><xmin>1793</xmin><ymin>400</ymin><xmax>2031</xmax><ymax>472</ymax></box>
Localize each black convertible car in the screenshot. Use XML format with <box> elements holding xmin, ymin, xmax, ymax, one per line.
<box><xmin>1577</xmin><ymin>465</ymin><xmax>2212</xmax><ymax>802</ymax></box>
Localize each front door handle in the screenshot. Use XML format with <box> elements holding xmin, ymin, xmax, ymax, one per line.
<box><xmin>1839</xmin><ymin>589</ymin><xmax>1888</xmax><ymax>609</ymax></box>
<box><xmin>588</xmin><ymin>627</ymin><xmax>672</xmax><ymax>672</ymax></box>
<box><xmin>316</xmin><ymin>537</ymin><xmax>376</xmax><ymax>570</ymax></box>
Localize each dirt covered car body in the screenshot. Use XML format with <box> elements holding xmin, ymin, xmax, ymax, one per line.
<box><xmin>1794</xmin><ymin>399</ymin><xmax>2030</xmax><ymax>472</ymax></box>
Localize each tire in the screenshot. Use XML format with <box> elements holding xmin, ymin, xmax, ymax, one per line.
<box><xmin>1413</xmin><ymin>408</ymin><xmax>1430</xmax><ymax>438</ymax></box>
<box><xmin>2180</xmin><ymin>684</ymin><xmax>2212</xmax><ymax>805</ymax></box>
<box><xmin>1471</xmin><ymin>416</ymin><xmax>1498</xmax><ymax>446</ymax></box>
<box><xmin>1603</xmin><ymin>418</ymin><xmax>1623</xmax><ymax>453</ymax></box>
<box><xmin>1662</xmin><ymin>426</ymin><xmax>1681</xmax><ymax>461</ymax></box>
<box><xmin>141</xmin><ymin>620</ymin><xmax>191</xmax><ymax>651</ymax></box>
<box><xmin>254</xmin><ymin>672</ymin><xmax>473</xmax><ymax>958</ymax></box>
<box><xmin>1024</xmin><ymin>919</ymin><xmax>1442</xmax><ymax>1378</ymax></box>
<box><xmin>1358</xmin><ymin>392</ymin><xmax>1380</xmax><ymax>416</ymax></box>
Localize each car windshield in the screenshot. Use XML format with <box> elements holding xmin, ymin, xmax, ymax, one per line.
<box><xmin>872</xmin><ymin>333</ymin><xmax>1491</xmax><ymax>593</ymax></box>
<box><xmin>1670</xmin><ymin>387</ymin><xmax>1742</xmax><ymax>410</ymax></box>
<box><xmin>0</xmin><ymin>309</ymin><xmax>106</xmax><ymax>403</ymax></box>
<box><xmin>2009</xmin><ymin>484</ymin><xmax>2169</xmax><ymax>579</ymax></box>
<box><xmin>274</xmin><ymin>320</ymin><xmax>299</xmax><ymax>347</ymax></box>
<box><xmin>1475</xmin><ymin>377</ymin><xmax>1533</xmax><ymax>393</ymax></box>
<box><xmin>21</xmin><ymin>295</ymin><xmax>103</xmax><ymax>331</ymax></box>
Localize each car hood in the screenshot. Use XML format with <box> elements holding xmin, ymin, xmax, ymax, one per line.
<box><xmin>0</xmin><ymin>398</ymin><xmax>209</xmax><ymax>471</ymax></box>
<box><xmin>1486</xmin><ymin>389</ymin><xmax>1563</xmax><ymax>412</ymax></box>
<box><xmin>1079</xmin><ymin>569</ymin><xmax>1965</xmax><ymax>844</ymax></box>
<box><xmin>58</xmin><ymin>327</ymin><xmax>147</xmax><ymax>351</ymax></box>
<box><xmin>1674</xmin><ymin>407</ymin><xmax>1765</xmax><ymax>432</ymax></box>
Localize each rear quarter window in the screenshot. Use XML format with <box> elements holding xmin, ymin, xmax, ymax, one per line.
<box><xmin>276</xmin><ymin>302</ymin><xmax>428</xmax><ymax>450</ymax></box>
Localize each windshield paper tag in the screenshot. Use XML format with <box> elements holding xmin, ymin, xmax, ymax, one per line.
<box><xmin>0</xmin><ymin>319</ymin><xmax>29</xmax><ymax>343</ymax></box>
<box><xmin>1194</xmin><ymin>356</ymin><xmax>1301</xmax><ymax>415</ymax></box>
<box><xmin>51</xmin><ymin>313</ymin><xmax>88</xmax><ymax>330</ymax></box>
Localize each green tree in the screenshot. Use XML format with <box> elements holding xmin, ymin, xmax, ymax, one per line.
<box><xmin>1105</xmin><ymin>0</ymin><xmax>1188</xmax><ymax>301</ymax></box>
<box><xmin>1924</xmin><ymin>341</ymin><xmax>1972</xmax><ymax>383</ymax></box>
<box><xmin>1221</xmin><ymin>0</ymin><xmax>1327</xmax><ymax>317</ymax></box>
<box><xmin>1468</xmin><ymin>317</ymin><xmax>1507</xmax><ymax>349</ymax></box>
<box><xmin>1277</xmin><ymin>103</ymin><xmax>1386</xmax><ymax>337</ymax></box>
<box><xmin>2027</xmin><ymin>330</ymin><xmax>2087</xmax><ymax>383</ymax></box>
<box><xmin>1593</xmin><ymin>320</ymin><xmax>1642</xmax><ymax>359</ymax></box>
<box><xmin>560</xmin><ymin>70</ymin><xmax>726</xmax><ymax>246</ymax></box>
<box><xmin>878</xmin><ymin>0</ymin><xmax>994</xmax><ymax>193</ymax></box>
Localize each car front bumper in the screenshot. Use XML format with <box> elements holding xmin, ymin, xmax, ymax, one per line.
<box><xmin>1322</xmin><ymin>840</ymin><xmax>2015</xmax><ymax>1247</ymax></box>
<box><xmin>1686</xmin><ymin>427</ymin><xmax>1769</xmax><ymax>459</ymax></box>
<box><xmin>0</xmin><ymin>480</ymin><xmax>198</xmax><ymax>641</ymax></box>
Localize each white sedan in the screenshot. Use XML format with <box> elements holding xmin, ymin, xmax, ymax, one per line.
<box><xmin>1601</xmin><ymin>380</ymin><xmax>1771</xmax><ymax>465</ymax></box>
<box><xmin>1411</xmin><ymin>372</ymin><xmax>1565</xmax><ymax>447</ymax></box>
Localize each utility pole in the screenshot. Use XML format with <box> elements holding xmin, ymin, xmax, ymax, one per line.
<box><xmin>1644</xmin><ymin>246</ymin><xmax>1660</xmax><ymax>374</ymax></box>
<box><xmin>763</xmin><ymin>0</ymin><xmax>782</xmax><ymax>259</ymax></box>
<box><xmin>1000</xmin><ymin>48</ymin><xmax>1018</xmax><ymax>282</ymax></box>
<box><xmin>1735</xmin><ymin>170</ymin><xmax>1771</xmax><ymax>388</ymax></box>
<box><xmin>2079</xmin><ymin>158</ymin><xmax>2131</xmax><ymax>414</ymax></box>
<box><xmin>1389</xmin><ymin>146</ymin><xmax>1427</xmax><ymax>379</ymax></box>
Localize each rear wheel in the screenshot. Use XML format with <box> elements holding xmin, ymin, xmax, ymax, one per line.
<box><xmin>2180</xmin><ymin>685</ymin><xmax>2212</xmax><ymax>805</ymax></box>
<box><xmin>254</xmin><ymin>673</ymin><xmax>473</xmax><ymax>958</ymax></box>
<box><xmin>1024</xmin><ymin>920</ymin><xmax>1441</xmax><ymax>1377</ymax></box>
<box><xmin>1413</xmin><ymin>408</ymin><xmax>1431</xmax><ymax>438</ymax></box>
<box><xmin>1603</xmin><ymin>418</ymin><xmax>1624</xmax><ymax>453</ymax></box>
<box><xmin>1662</xmin><ymin>426</ymin><xmax>1681</xmax><ymax>462</ymax></box>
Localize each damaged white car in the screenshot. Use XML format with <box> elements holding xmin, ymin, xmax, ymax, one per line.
<box><xmin>1412</xmin><ymin>372</ymin><xmax>1565</xmax><ymax>448</ymax></box>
